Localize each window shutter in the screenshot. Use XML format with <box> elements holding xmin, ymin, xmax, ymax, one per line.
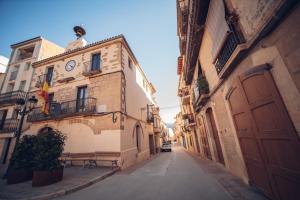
<box><xmin>206</xmin><ymin>0</ymin><xmax>229</xmax><ymax>62</ymax></box>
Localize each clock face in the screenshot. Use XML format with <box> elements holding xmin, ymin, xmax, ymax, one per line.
<box><xmin>65</xmin><ymin>60</ymin><xmax>76</xmax><ymax>71</ymax></box>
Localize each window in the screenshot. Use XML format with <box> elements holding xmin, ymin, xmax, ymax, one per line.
<box><xmin>9</xmin><ymin>65</ymin><xmax>19</xmax><ymax>81</ymax></box>
<box><xmin>0</xmin><ymin>110</ymin><xmax>8</xmax><ymax>130</ymax></box>
<box><xmin>46</xmin><ymin>66</ymin><xmax>54</xmax><ymax>86</ymax></box>
<box><xmin>48</xmin><ymin>93</ymin><xmax>54</xmax><ymax>103</ymax></box>
<box><xmin>128</xmin><ymin>57</ymin><xmax>133</xmax><ymax>69</ymax></box>
<box><xmin>135</xmin><ymin>125</ymin><xmax>142</xmax><ymax>152</ymax></box>
<box><xmin>25</xmin><ymin>62</ymin><xmax>31</xmax><ymax>70</ymax></box>
<box><xmin>48</xmin><ymin>93</ymin><xmax>55</xmax><ymax>112</ymax></box>
<box><xmin>76</xmin><ymin>86</ymin><xmax>88</xmax><ymax>112</ymax></box>
<box><xmin>19</xmin><ymin>80</ymin><xmax>26</xmax><ymax>91</ymax></box>
<box><xmin>91</xmin><ymin>53</ymin><xmax>101</xmax><ymax>71</ymax></box>
<box><xmin>11</xmin><ymin>109</ymin><xmax>18</xmax><ymax>119</ymax></box>
<box><xmin>16</xmin><ymin>46</ymin><xmax>35</xmax><ymax>61</ymax></box>
<box><xmin>6</xmin><ymin>83</ymin><xmax>14</xmax><ymax>93</ymax></box>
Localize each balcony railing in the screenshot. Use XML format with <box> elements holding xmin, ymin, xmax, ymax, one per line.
<box><xmin>27</xmin><ymin>97</ymin><xmax>97</xmax><ymax>122</ymax></box>
<box><xmin>0</xmin><ymin>90</ymin><xmax>27</xmax><ymax>107</ymax></box>
<box><xmin>9</xmin><ymin>71</ymin><xmax>18</xmax><ymax>81</ymax></box>
<box><xmin>147</xmin><ymin>112</ymin><xmax>154</xmax><ymax>123</ymax></box>
<box><xmin>82</xmin><ymin>61</ymin><xmax>102</xmax><ymax>76</ymax></box>
<box><xmin>0</xmin><ymin>118</ymin><xmax>19</xmax><ymax>133</ymax></box>
<box><xmin>193</xmin><ymin>77</ymin><xmax>209</xmax><ymax>112</ymax></box>
<box><xmin>215</xmin><ymin>24</ymin><xmax>242</xmax><ymax>74</ymax></box>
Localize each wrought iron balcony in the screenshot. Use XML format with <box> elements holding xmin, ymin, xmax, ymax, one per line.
<box><xmin>193</xmin><ymin>77</ymin><xmax>210</xmax><ymax>112</ymax></box>
<box><xmin>183</xmin><ymin>114</ymin><xmax>196</xmax><ymax>127</ymax></box>
<box><xmin>82</xmin><ymin>61</ymin><xmax>102</xmax><ymax>76</ymax></box>
<box><xmin>147</xmin><ymin>112</ymin><xmax>154</xmax><ymax>123</ymax></box>
<box><xmin>27</xmin><ymin>97</ymin><xmax>97</xmax><ymax>122</ymax></box>
<box><xmin>215</xmin><ymin>24</ymin><xmax>242</xmax><ymax>74</ymax></box>
<box><xmin>0</xmin><ymin>118</ymin><xmax>19</xmax><ymax>133</ymax></box>
<box><xmin>0</xmin><ymin>90</ymin><xmax>27</xmax><ymax>107</ymax></box>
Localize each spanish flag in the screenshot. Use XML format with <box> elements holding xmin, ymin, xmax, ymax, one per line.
<box><xmin>39</xmin><ymin>81</ymin><xmax>49</xmax><ymax>114</ymax></box>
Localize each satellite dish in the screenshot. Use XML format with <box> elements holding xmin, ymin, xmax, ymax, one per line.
<box><xmin>73</xmin><ymin>25</ymin><xmax>86</xmax><ymax>38</ymax></box>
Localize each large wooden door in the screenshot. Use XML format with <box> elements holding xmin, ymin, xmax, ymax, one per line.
<box><xmin>227</xmin><ymin>66</ymin><xmax>300</xmax><ymax>200</ymax></box>
<box><xmin>198</xmin><ymin>115</ymin><xmax>212</xmax><ymax>159</ymax></box>
<box><xmin>206</xmin><ymin>108</ymin><xmax>225</xmax><ymax>165</ymax></box>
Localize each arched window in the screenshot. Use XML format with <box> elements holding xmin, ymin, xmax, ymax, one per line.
<box><xmin>135</xmin><ymin>125</ymin><xmax>141</xmax><ymax>152</ymax></box>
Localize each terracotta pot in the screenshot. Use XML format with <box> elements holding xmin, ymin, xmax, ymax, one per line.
<box><xmin>6</xmin><ymin>168</ymin><xmax>33</xmax><ymax>184</ymax></box>
<box><xmin>32</xmin><ymin>167</ymin><xmax>63</xmax><ymax>187</ymax></box>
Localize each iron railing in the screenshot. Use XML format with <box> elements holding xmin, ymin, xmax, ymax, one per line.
<box><xmin>27</xmin><ymin>97</ymin><xmax>97</xmax><ymax>122</ymax></box>
<box><xmin>0</xmin><ymin>90</ymin><xmax>27</xmax><ymax>107</ymax></box>
<box><xmin>82</xmin><ymin>61</ymin><xmax>101</xmax><ymax>76</ymax></box>
<box><xmin>0</xmin><ymin>118</ymin><xmax>19</xmax><ymax>133</ymax></box>
<box><xmin>215</xmin><ymin>24</ymin><xmax>242</xmax><ymax>74</ymax></box>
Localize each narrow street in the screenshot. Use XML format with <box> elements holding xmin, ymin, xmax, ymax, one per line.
<box><xmin>55</xmin><ymin>146</ymin><xmax>265</xmax><ymax>200</ymax></box>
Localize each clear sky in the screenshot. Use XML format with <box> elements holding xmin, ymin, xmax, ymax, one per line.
<box><xmin>0</xmin><ymin>0</ymin><xmax>180</xmax><ymax>123</ymax></box>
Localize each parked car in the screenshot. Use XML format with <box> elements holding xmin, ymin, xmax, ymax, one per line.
<box><xmin>161</xmin><ymin>141</ymin><xmax>172</xmax><ymax>152</ymax></box>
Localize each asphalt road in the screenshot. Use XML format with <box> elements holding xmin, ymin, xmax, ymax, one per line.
<box><xmin>56</xmin><ymin>146</ymin><xmax>232</xmax><ymax>200</ymax></box>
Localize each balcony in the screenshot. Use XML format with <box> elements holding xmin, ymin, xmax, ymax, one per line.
<box><xmin>147</xmin><ymin>112</ymin><xmax>154</xmax><ymax>123</ymax></box>
<box><xmin>0</xmin><ymin>90</ymin><xmax>27</xmax><ymax>107</ymax></box>
<box><xmin>193</xmin><ymin>78</ymin><xmax>210</xmax><ymax>112</ymax></box>
<box><xmin>27</xmin><ymin>97</ymin><xmax>97</xmax><ymax>122</ymax></box>
<box><xmin>0</xmin><ymin>118</ymin><xmax>19</xmax><ymax>133</ymax></box>
<box><xmin>214</xmin><ymin>24</ymin><xmax>242</xmax><ymax>74</ymax></box>
<box><xmin>82</xmin><ymin>61</ymin><xmax>102</xmax><ymax>76</ymax></box>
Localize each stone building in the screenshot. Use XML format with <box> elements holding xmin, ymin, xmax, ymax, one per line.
<box><xmin>0</xmin><ymin>37</ymin><xmax>64</xmax><ymax>165</ymax></box>
<box><xmin>25</xmin><ymin>33</ymin><xmax>159</xmax><ymax>169</ymax></box>
<box><xmin>0</xmin><ymin>55</ymin><xmax>9</xmax><ymax>91</ymax></box>
<box><xmin>176</xmin><ymin>0</ymin><xmax>300</xmax><ymax>199</ymax></box>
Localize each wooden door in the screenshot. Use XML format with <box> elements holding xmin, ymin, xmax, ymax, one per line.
<box><xmin>198</xmin><ymin>116</ymin><xmax>212</xmax><ymax>159</ymax></box>
<box><xmin>206</xmin><ymin>108</ymin><xmax>225</xmax><ymax>165</ymax></box>
<box><xmin>227</xmin><ymin>65</ymin><xmax>300</xmax><ymax>200</ymax></box>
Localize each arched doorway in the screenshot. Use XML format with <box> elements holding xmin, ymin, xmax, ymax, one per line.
<box><xmin>198</xmin><ymin>115</ymin><xmax>212</xmax><ymax>160</ymax></box>
<box><xmin>205</xmin><ymin>108</ymin><xmax>225</xmax><ymax>165</ymax></box>
<box><xmin>227</xmin><ymin>67</ymin><xmax>300</xmax><ymax>199</ymax></box>
<box><xmin>133</xmin><ymin>123</ymin><xmax>142</xmax><ymax>152</ymax></box>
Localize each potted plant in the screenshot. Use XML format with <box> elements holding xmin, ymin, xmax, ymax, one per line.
<box><xmin>197</xmin><ymin>77</ymin><xmax>209</xmax><ymax>94</ymax></box>
<box><xmin>7</xmin><ymin>135</ymin><xmax>37</xmax><ymax>184</ymax></box>
<box><xmin>32</xmin><ymin>129</ymin><xmax>66</xmax><ymax>187</ymax></box>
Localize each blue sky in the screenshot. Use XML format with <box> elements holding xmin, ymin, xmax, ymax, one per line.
<box><xmin>0</xmin><ymin>0</ymin><xmax>180</xmax><ymax>123</ymax></box>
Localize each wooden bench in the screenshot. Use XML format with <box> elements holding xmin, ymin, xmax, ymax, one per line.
<box><xmin>59</xmin><ymin>153</ymin><xmax>118</xmax><ymax>169</ymax></box>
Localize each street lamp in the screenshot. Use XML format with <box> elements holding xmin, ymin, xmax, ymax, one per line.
<box><xmin>14</xmin><ymin>95</ymin><xmax>38</xmax><ymax>143</ymax></box>
<box><xmin>3</xmin><ymin>95</ymin><xmax>38</xmax><ymax>178</ymax></box>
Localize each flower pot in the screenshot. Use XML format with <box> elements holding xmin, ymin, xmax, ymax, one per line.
<box><xmin>32</xmin><ymin>167</ymin><xmax>63</xmax><ymax>187</ymax></box>
<box><xmin>6</xmin><ymin>168</ymin><xmax>33</xmax><ymax>184</ymax></box>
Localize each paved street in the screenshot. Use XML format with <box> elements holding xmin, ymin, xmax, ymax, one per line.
<box><xmin>55</xmin><ymin>146</ymin><xmax>265</xmax><ymax>200</ymax></box>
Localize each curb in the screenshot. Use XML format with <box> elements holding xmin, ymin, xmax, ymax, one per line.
<box><xmin>23</xmin><ymin>168</ymin><xmax>119</xmax><ymax>200</ymax></box>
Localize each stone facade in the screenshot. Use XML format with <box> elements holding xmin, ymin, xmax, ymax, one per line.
<box><xmin>0</xmin><ymin>37</ymin><xmax>64</xmax><ymax>165</ymax></box>
<box><xmin>25</xmin><ymin>35</ymin><xmax>159</xmax><ymax>169</ymax></box>
<box><xmin>176</xmin><ymin>0</ymin><xmax>300</xmax><ymax>199</ymax></box>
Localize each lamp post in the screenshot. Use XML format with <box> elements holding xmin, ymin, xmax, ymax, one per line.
<box><xmin>3</xmin><ymin>95</ymin><xmax>38</xmax><ymax>179</ymax></box>
<box><xmin>14</xmin><ymin>95</ymin><xmax>38</xmax><ymax>145</ymax></box>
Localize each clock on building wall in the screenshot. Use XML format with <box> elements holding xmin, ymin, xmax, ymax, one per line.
<box><xmin>65</xmin><ymin>60</ymin><xmax>76</xmax><ymax>71</ymax></box>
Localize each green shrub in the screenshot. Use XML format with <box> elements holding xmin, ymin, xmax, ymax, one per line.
<box><xmin>197</xmin><ymin>78</ymin><xmax>209</xmax><ymax>94</ymax></box>
<box><xmin>10</xmin><ymin>135</ymin><xmax>37</xmax><ymax>169</ymax></box>
<box><xmin>32</xmin><ymin>130</ymin><xmax>66</xmax><ymax>171</ymax></box>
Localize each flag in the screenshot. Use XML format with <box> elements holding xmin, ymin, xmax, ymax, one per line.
<box><xmin>39</xmin><ymin>81</ymin><xmax>49</xmax><ymax>114</ymax></box>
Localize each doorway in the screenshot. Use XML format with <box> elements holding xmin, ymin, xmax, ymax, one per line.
<box><xmin>206</xmin><ymin>108</ymin><xmax>225</xmax><ymax>165</ymax></box>
<box><xmin>149</xmin><ymin>135</ymin><xmax>155</xmax><ymax>155</ymax></box>
<box><xmin>227</xmin><ymin>66</ymin><xmax>300</xmax><ymax>199</ymax></box>
<box><xmin>198</xmin><ymin>115</ymin><xmax>212</xmax><ymax>160</ymax></box>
